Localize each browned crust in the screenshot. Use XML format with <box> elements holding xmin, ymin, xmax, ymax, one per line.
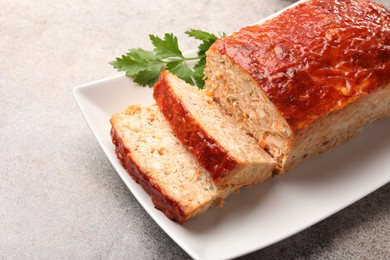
<box><xmin>153</xmin><ymin>70</ymin><xmax>237</xmax><ymax>183</ymax></box>
<box><xmin>110</xmin><ymin>126</ymin><xmax>188</xmax><ymax>224</ymax></box>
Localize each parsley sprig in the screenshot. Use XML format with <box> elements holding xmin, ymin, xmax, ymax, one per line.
<box><xmin>110</xmin><ymin>30</ymin><xmax>224</xmax><ymax>89</ymax></box>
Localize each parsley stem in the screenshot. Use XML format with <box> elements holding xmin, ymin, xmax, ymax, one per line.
<box><xmin>163</xmin><ymin>56</ymin><xmax>204</xmax><ymax>62</ymax></box>
<box><xmin>183</xmin><ymin>56</ymin><xmax>204</xmax><ymax>61</ymax></box>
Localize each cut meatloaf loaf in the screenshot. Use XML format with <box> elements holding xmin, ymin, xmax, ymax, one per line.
<box><xmin>205</xmin><ymin>0</ymin><xmax>390</xmax><ymax>174</ymax></box>
<box><xmin>153</xmin><ymin>70</ymin><xmax>276</xmax><ymax>186</ymax></box>
<box><xmin>110</xmin><ymin>104</ymin><xmax>239</xmax><ymax>223</ymax></box>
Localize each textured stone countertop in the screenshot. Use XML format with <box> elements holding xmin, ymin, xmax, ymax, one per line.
<box><xmin>1</xmin><ymin>0</ymin><xmax>389</xmax><ymax>259</ymax></box>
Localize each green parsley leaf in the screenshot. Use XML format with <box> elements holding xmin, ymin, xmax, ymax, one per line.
<box><xmin>110</xmin><ymin>55</ymin><xmax>139</xmax><ymax>75</ymax></box>
<box><xmin>110</xmin><ymin>48</ymin><xmax>163</xmax><ymax>79</ymax></box>
<box><xmin>127</xmin><ymin>48</ymin><xmax>159</xmax><ymax>61</ymax></box>
<box><xmin>110</xmin><ymin>48</ymin><xmax>164</xmax><ymax>87</ymax></box>
<box><xmin>132</xmin><ymin>69</ymin><xmax>160</xmax><ymax>87</ymax></box>
<box><xmin>193</xmin><ymin>58</ymin><xmax>206</xmax><ymax>89</ymax></box>
<box><xmin>166</xmin><ymin>60</ymin><xmax>194</xmax><ymax>85</ymax></box>
<box><xmin>196</xmin><ymin>40</ymin><xmax>214</xmax><ymax>58</ymax></box>
<box><xmin>185</xmin><ymin>29</ymin><xmax>218</xmax><ymax>41</ymax></box>
<box><xmin>110</xmin><ymin>29</ymin><xmax>224</xmax><ymax>89</ymax></box>
<box><xmin>150</xmin><ymin>33</ymin><xmax>183</xmax><ymax>59</ymax></box>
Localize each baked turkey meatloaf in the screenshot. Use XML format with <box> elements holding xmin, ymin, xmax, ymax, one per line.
<box><xmin>153</xmin><ymin>70</ymin><xmax>276</xmax><ymax>186</ymax></box>
<box><xmin>110</xmin><ymin>105</ymin><xmax>239</xmax><ymax>223</ymax></box>
<box><xmin>205</xmin><ymin>0</ymin><xmax>390</xmax><ymax>174</ymax></box>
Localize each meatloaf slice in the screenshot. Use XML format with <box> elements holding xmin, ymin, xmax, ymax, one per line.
<box><xmin>205</xmin><ymin>0</ymin><xmax>390</xmax><ymax>174</ymax></box>
<box><xmin>153</xmin><ymin>70</ymin><xmax>275</xmax><ymax>186</ymax></box>
<box><xmin>110</xmin><ymin>104</ymin><xmax>239</xmax><ymax>223</ymax></box>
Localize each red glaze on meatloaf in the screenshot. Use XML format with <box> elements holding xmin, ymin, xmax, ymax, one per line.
<box><xmin>211</xmin><ymin>0</ymin><xmax>390</xmax><ymax>131</ymax></box>
<box><xmin>153</xmin><ymin>71</ymin><xmax>237</xmax><ymax>181</ymax></box>
<box><xmin>111</xmin><ymin>127</ymin><xmax>187</xmax><ymax>223</ymax></box>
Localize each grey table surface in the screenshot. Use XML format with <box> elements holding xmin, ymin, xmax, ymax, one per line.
<box><xmin>1</xmin><ymin>0</ymin><xmax>389</xmax><ymax>259</ymax></box>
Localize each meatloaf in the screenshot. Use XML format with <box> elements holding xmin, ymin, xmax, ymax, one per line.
<box><xmin>205</xmin><ymin>0</ymin><xmax>390</xmax><ymax>173</ymax></box>
<box><xmin>110</xmin><ymin>105</ymin><xmax>239</xmax><ymax>223</ymax></box>
<box><xmin>153</xmin><ymin>70</ymin><xmax>276</xmax><ymax>186</ymax></box>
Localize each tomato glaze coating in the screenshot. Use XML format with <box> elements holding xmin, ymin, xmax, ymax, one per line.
<box><xmin>211</xmin><ymin>0</ymin><xmax>390</xmax><ymax>131</ymax></box>
<box><xmin>153</xmin><ymin>71</ymin><xmax>237</xmax><ymax>181</ymax></box>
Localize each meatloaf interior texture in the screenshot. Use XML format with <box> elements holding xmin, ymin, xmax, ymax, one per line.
<box><xmin>110</xmin><ymin>105</ymin><xmax>239</xmax><ymax>223</ymax></box>
<box><xmin>205</xmin><ymin>0</ymin><xmax>390</xmax><ymax>173</ymax></box>
<box><xmin>153</xmin><ymin>70</ymin><xmax>276</xmax><ymax>186</ymax></box>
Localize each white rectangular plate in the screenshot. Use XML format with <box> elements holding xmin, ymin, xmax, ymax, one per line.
<box><xmin>73</xmin><ymin>1</ymin><xmax>389</xmax><ymax>258</ymax></box>
<box><xmin>73</xmin><ymin>74</ymin><xmax>390</xmax><ymax>260</ymax></box>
